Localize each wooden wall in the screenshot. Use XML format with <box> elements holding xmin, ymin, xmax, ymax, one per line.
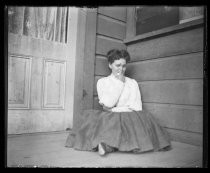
<box><xmin>91</xmin><ymin>7</ymin><xmax>203</xmax><ymax>146</ymax></box>
<box><xmin>125</xmin><ymin>24</ymin><xmax>204</xmax><ymax>146</ymax></box>
<box><xmin>92</xmin><ymin>7</ymin><xmax>127</xmax><ymax>109</ymax></box>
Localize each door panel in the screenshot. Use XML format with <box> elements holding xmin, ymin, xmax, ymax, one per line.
<box><xmin>30</xmin><ymin>58</ymin><xmax>43</xmax><ymax>108</ymax></box>
<box><xmin>8</xmin><ymin>54</ymin><xmax>31</xmax><ymax>109</ymax></box>
<box><xmin>8</xmin><ymin>7</ymin><xmax>77</xmax><ymax>134</ymax></box>
<box><xmin>43</xmin><ymin>59</ymin><xmax>66</xmax><ymax>109</ymax></box>
<box><xmin>8</xmin><ymin>37</ymin><xmax>70</xmax><ymax>134</ymax></box>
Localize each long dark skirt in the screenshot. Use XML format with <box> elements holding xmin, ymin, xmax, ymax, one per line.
<box><xmin>65</xmin><ymin>109</ymin><xmax>171</xmax><ymax>153</ymax></box>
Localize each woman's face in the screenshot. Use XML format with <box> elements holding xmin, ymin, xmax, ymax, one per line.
<box><xmin>109</xmin><ymin>58</ymin><xmax>127</xmax><ymax>76</ymax></box>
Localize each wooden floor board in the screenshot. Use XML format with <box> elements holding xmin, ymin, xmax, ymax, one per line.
<box><xmin>7</xmin><ymin>131</ymin><xmax>203</xmax><ymax>168</ymax></box>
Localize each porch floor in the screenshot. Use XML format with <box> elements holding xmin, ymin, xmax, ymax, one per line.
<box><xmin>7</xmin><ymin>131</ymin><xmax>203</xmax><ymax>168</ymax></box>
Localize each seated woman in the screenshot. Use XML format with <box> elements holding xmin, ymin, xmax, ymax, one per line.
<box><xmin>65</xmin><ymin>49</ymin><xmax>171</xmax><ymax>156</ymax></box>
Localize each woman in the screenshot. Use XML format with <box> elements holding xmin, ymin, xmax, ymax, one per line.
<box><xmin>65</xmin><ymin>49</ymin><xmax>171</xmax><ymax>156</ymax></box>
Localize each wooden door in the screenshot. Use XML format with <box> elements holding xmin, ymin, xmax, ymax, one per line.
<box><xmin>8</xmin><ymin>7</ymin><xmax>83</xmax><ymax>134</ymax></box>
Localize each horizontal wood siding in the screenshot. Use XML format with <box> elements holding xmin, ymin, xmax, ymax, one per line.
<box><xmin>93</xmin><ymin>8</ymin><xmax>127</xmax><ymax>109</ymax></box>
<box><xmin>93</xmin><ymin>77</ymin><xmax>203</xmax><ymax>106</ymax></box>
<box><xmin>143</xmin><ymin>103</ymin><xmax>203</xmax><ymax>133</ymax></box>
<box><xmin>139</xmin><ymin>80</ymin><xmax>203</xmax><ymax>105</ymax></box>
<box><xmin>95</xmin><ymin>52</ymin><xmax>203</xmax><ymax>79</ymax></box>
<box><xmin>93</xmin><ymin>8</ymin><xmax>203</xmax><ymax>146</ymax></box>
<box><xmin>126</xmin><ymin>52</ymin><xmax>203</xmax><ymax>81</ymax></box>
<box><xmin>127</xmin><ymin>27</ymin><xmax>203</xmax><ymax>62</ymax></box>
<box><xmin>95</xmin><ymin>56</ymin><xmax>110</xmax><ymax>76</ymax></box>
<box><xmin>166</xmin><ymin>128</ymin><xmax>202</xmax><ymax>146</ymax></box>
<box><xmin>96</xmin><ymin>36</ymin><xmax>126</xmax><ymax>56</ymax></box>
<box><xmin>125</xmin><ymin>22</ymin><xmax>204</xmax><ymax>146</ymax></box>
<box><xmin>98</xmin><ymin>7</ymin><xmax>126</xmax><ymax>22</ymax></box>
<box><xmin>97</xmin><ymin>14</ymin><xmax>126</xmax><ymax>40</ymax></box>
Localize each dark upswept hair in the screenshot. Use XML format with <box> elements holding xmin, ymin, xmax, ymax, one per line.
<box><xmin>106</xmin><ymin>49</ymin><xmax>131</xmax><ymax>64</ymax></box>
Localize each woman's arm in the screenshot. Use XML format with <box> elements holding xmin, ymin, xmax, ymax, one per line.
<box><xmin>97</xmin><ymin>78</ymin><xmax>125</xmax><ymax>108</ymax></box>
<box><xmin>128</xmin><ymin>79</ymin><xmax>142</xmax><ymax>111</ymax></box>
<box><xmin>102</xmin><ymin>105</ymin><xmax>112</xmax><ymax>112</ymax></box>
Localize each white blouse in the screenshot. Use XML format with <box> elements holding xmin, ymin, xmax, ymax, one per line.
<box><xmin>97</xmin><ymin>74</ymin><xmax>142</xmax><ymax>112</ymax></box>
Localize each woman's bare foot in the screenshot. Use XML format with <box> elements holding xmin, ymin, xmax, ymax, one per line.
<box><xmin>98</xmin><ymin>143</ymin><xmax>106</xmax><ymax>156</ymax></box>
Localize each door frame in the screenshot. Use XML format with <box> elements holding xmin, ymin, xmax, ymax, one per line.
<box><xmin>6</xmin><ymin>7</ymin><xmax>97</xmax><ymax>133</ymax></box>
<box><xmin>71</xmin><ymin>8</ymin><xmax>97</xmax><ymax>130</ymax></box>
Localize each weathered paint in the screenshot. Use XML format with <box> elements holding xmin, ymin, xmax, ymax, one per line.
<box><xmin>8</xmin><ymin>7</ymin><xmax>83</xmax><ymax>134</ymax></box>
